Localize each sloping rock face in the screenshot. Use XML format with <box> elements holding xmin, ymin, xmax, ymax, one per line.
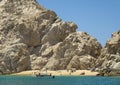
<box><xmin>96</xmin><ymin>31</ymin><xmax>120</xmax><ymax>70</ymax></box>
<box><xmin>32</xmin><ymin>32</ymin><xmax>102</xmax><ymax>70</ymax></box>
<box><xmin>0</xmin><ymin>0</ymin><xmax>102</xmax><ymax>73</ymax></box>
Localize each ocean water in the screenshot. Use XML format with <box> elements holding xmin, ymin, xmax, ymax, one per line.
<box><xmin>0</xmin><ymin>76</ymin><xmax>120</xmax><ymax>85</ymax></box>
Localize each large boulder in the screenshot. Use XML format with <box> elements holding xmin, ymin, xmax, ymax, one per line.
<box><xmin>0</xmin><ymin>43</ymin><xmax>30</xmax><ymax>73</ymax></box>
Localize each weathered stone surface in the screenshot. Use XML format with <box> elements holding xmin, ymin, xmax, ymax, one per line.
<box><xmin>0</xmin><ymin>0</ymin><xmax>104</xmax><ymax>73</ymax></box>
<box><xmin>43</xmin><ymin>32</ymin><xmax>102</xmax><ymax>70</ymax></box>
<box><xmin>0</xmin><ymin>0</ymin><xmax>48</xmax><ymax>73</ymax></box>
<box><xmin>96</xmin><ymin>31</ymin><xmax>120</xmax><ymax>70</ymax></box>
<box><xmin>30</xmin><ymin>54</ymin><xmax>48</xmax><ymax>70</ymax></box>
<box><xmin>41</xmin><ymin>22</ymin><xmax>77</xmax><ymax>46</ymax></box>
<box><xmin>0</xmin><ymin>43</ymin><xmax>30</xmax><ymax>73</ymax></box>
<box><xmin>0</xmin><ymin>0</ymin><xmax>78</xmax><ymax>73</ymax></box>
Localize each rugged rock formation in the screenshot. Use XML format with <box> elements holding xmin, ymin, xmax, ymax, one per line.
<box><xmin>96</xmin><ymin>31</ymin><xmax>120</xmax><ymax>70</ymax></box>
<box><xmin>31</xmin><ymin>32</ymin><xmax>102</xmax><ymax>70</ymax></box>
<box><xmin>0</xmin><ymin>0</ymin><xmax>102</xmax><ymax>74</ymax></box>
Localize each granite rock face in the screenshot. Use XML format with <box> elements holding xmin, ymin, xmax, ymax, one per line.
<box><xmin>96</xmin><ymin>31</ymin><xmax>120</xmax><ymax>70</ymax></box>
<box><xmin>0</xmin><ymin>0</ymin><xmax>103</xmax><ymax>73</ymax></box>
<box><xmin>0</xmin><ymin>43</ymin><xmax>30</xmax><ymax>73</ymax></box>
<box><xmin>32</xmin><ymin>32</ymin><xmax>102</xmax><ymax>70</ymax></box>
<box><xmin>0</xmin><ymin>0</ymin><xmax>43</xmax><ymax>73</ymax></box>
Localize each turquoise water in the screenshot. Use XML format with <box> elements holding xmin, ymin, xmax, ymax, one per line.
<box><xmin>0</xmin><ymin>76</ymin><xmax>120</xmax><ymax>85</ymax></box>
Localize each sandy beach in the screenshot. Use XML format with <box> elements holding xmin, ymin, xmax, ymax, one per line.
<box><xmin>11</xmin><ymin>70</ymin><xmax>99</xmax><ymax>76</ymax></box>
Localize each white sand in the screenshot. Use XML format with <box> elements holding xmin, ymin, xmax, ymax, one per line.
<box><xmin>11</xmin><ymin>70</ymin><xmax>99</xmax><ymax>76</ymax></box>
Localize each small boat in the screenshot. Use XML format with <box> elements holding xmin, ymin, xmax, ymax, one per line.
<box><xmin>35</xmin><ymin>73</ymin><xmax>55</xmax><ymax>78</ymax></box>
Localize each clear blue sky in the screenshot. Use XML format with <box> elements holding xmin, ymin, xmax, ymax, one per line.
<box><xmin>37</xmin><ymin>0</ymin><xmax>120</xmax><ymax>46</ymax></box>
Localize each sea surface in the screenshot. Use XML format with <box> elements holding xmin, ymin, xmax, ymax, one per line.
<box><xmin>0</xmin><ymin>76</ymin><xmax>120</xmax><ymax>85</ymax></box>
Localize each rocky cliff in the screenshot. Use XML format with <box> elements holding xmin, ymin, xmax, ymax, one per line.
<box><xmin>31</xmin><ymin>32</ymin><xmax>102</xmax><ymax>70</ymax></box>
<box><xmin>96</xmin><ymin>31</ymin><xmax>120</xmax><ymax>70</ymax></box>
<box><xmin>1</xmin><ymin>0</ymin><xmax>119</xmax><ymax>74</ymax></box>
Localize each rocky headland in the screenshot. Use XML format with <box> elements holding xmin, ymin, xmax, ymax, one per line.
<box><xmin>0</xmin><ymin>0</ymin><xmax>119</xmax><ymax>75</ymax></box>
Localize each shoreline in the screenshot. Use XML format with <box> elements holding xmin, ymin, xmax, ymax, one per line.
<box><xmin>10</xmin><ymin>70</ymin><xmax>99</xmax><ymax>76</ymax></box>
